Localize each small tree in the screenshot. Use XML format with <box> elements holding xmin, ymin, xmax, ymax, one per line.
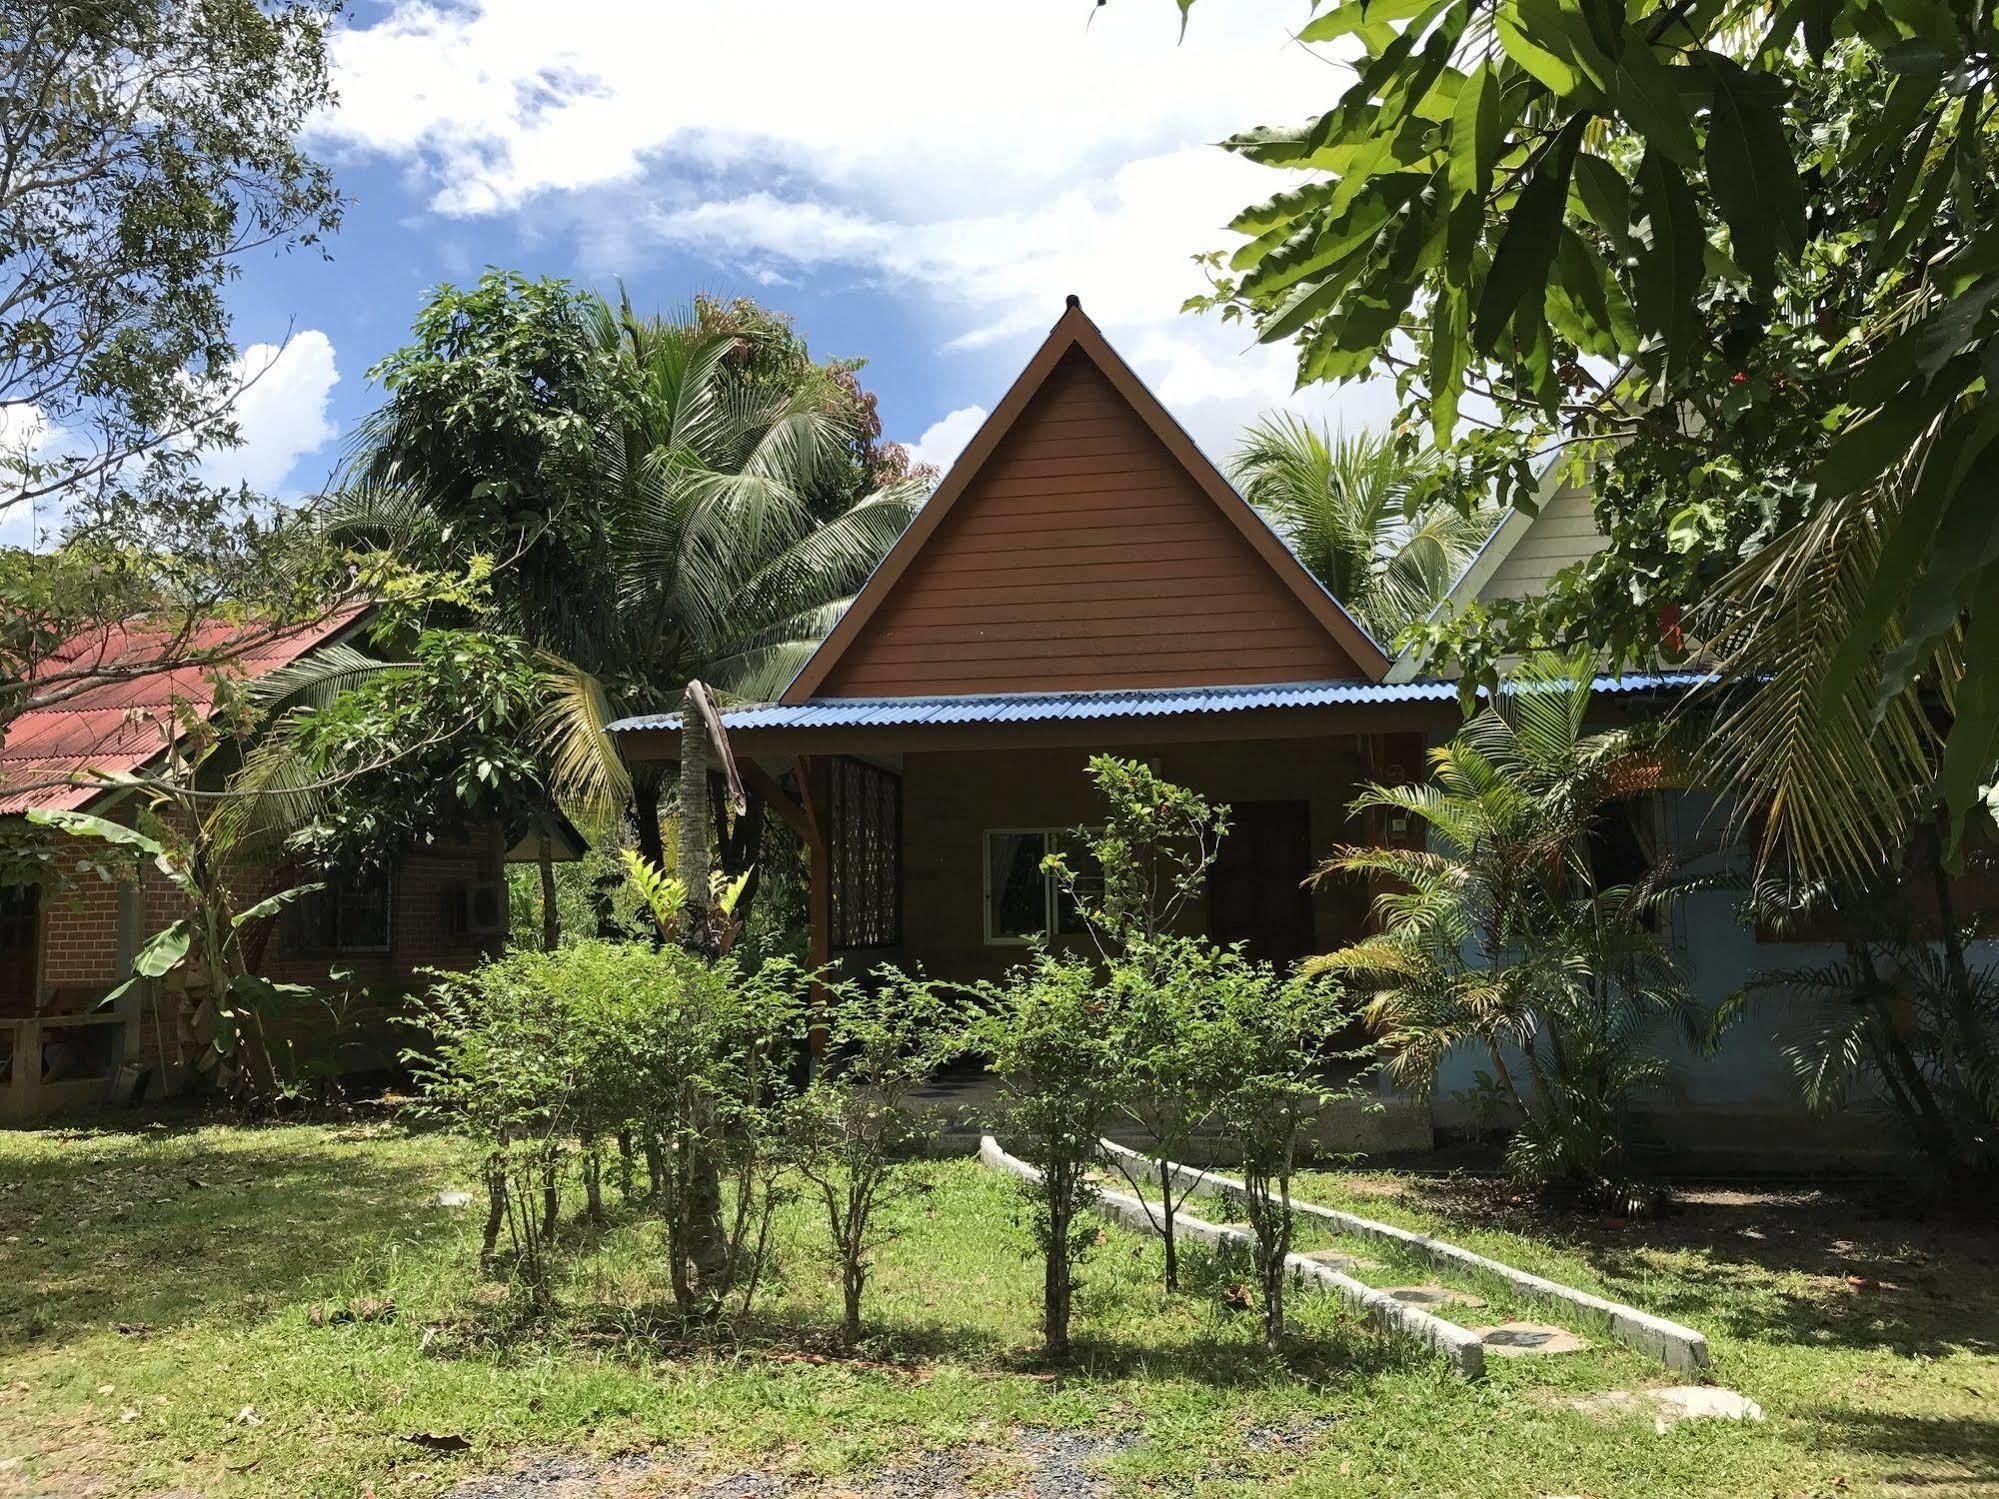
<box><xmin>789</xmin><ymin>969</ymin><xmax>962</xmax><ymax>1346</ymax></box>
<box><xmin>1207</xmin><ymin>960</ymin><xmax>1357</xmax><ymax>1349</ymax></box>
<box><xmin>1315</xmin><ymin>657</ymin><xmax>1706</xmax><ymax>1207</ymax></box>
<box><xmin>1045</xmin><ymin>756</ymin><xmax>1230</xmax><ymax>1293</ymax></box>
<box><xmin>406</xmin><ymin>951</ymin><xmax>584</xmax><ymax>1308</ymax></box>
<box><xmin>978</xmin><ymin>951</ymin><xmax>1127</xmax><ymax>1360</ymax></box>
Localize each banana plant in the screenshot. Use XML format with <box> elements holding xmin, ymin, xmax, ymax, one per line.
<box><xmin>27</xmin><ymin>709</ymin><xmax>326</xmax><ymax>1102</ymax></box>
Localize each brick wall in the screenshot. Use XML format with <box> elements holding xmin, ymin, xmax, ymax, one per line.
<box><xmin>41</xmin><ymin>841</ymin><xmax>127</xmax><ymax>995</ymax></box>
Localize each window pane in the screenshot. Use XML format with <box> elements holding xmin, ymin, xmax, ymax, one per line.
<box><xmin>284</xmin><ymin>887</ymin><xmax>338</xmax><ymax>951</ymax></box>
<box><xmin>988</xmin><ymin>832</ymin><xmax>1049</xmax><ymax>940</ymax></box>
<box><xmin>1053</xmin><ymin>831</ymin><xmax>1103</xmax><ymax>936</ymax></box>
<box><xmin>337</xmin><ymin>870</ymin><xmax>391</xmax><ymax>951</ymax></box>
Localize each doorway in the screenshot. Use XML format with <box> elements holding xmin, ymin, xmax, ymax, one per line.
<box><xmin>1208</xmin><ymin>800</ymin><xmax>1316</xmax><ymax>969</ymax></box>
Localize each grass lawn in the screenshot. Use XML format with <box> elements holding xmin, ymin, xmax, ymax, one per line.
<box><xmin>0</xmin><ymin>1116</ymin><xmax>1992</xmax><ymax>1498</ymax></box>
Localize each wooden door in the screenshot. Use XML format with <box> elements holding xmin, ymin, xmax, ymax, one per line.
<box><xmin>1208</xmin><ymin>801</ymin><xmax>1316</xmax><ymax>969</ymax></box>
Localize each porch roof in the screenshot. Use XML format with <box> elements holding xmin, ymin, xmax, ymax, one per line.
<box><xmin>607</xmin><ymin>672</ymin><xmax>1710</xmax><ymax>736</ymax></box>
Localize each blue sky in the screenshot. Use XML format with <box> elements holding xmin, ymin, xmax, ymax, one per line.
<box><xmin>208</xmin><ymin>0</ymin><xmax>1397</xmax><ymax>501</ymax></box>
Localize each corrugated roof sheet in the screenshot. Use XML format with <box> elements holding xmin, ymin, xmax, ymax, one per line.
<box><xmin>0</xmin><ymin>608</ymin><xmax>366</xmax><ymax>814</ymax></box>
<box><xmin>608</xmin><ymin>673</ymin><xmax>1710</xmax><ymax>734</ymax></box>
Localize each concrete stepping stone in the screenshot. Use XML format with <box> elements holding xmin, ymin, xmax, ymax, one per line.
<box><xmin>1383</xmin><ymin>1283</ymin><xmax>1485</xmax><ymax>1309</ymax></box>
<box><xmin>1302</xmin><ymin>1247</ymin><xmax>1380</xmax><ymax>1273</ymax></box>
<box><xmin>1574</xmin><ymin>1386</ymin><xmax>1764</xmax><ymax>1433</ymax></box>
<box><xmin>1650</xmin><ymin>1386</ymin><xmax>1763</xmax><ymax>1428</ymax></box>
<box><xmin>1472</xmin><ymin>1321</ymin><xmax>1589</xmax><ymax>1356</ymax></box>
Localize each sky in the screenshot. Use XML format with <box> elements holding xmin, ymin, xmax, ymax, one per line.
<box><xmin>211</xmin><ymin>0</ymin><xmax>1395</xmax><ymax>501</ymax></box>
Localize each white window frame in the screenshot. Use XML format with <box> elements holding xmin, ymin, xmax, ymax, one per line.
<box><xmin>981</xmin><ymin>828</ymin><xmax>1100</xmax><ymax>946</ymax></box>
<box><xmin>983</xmin><ymin>828</ymin><xmax>1055</xmax><ymax>946</ymax></box>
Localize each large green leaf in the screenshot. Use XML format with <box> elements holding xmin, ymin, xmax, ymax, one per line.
<box><xmin>1704</xmin><ymin>56</ymin><xmax>1805</xmax><ymax>284</ymax></box>
<box><xmin>1429</xmin><ymin>290</ymin><xmax>1468</xmax><ymax>443</ymax></box>
<box><xmin>1496</xmin><ymin>0</ymin><xmax>1583</xmax><ymax>97</ymax></box>
<box><xmin>1474</xmin><ymin>122</ymin><xmax>1581</xmax><ymax>353</ymax></box>
<box><xmin>132</xmin><ymin>920</ymin><xmax>191</xmax><ymax>979</ymax></box>
<box><xmin>232</xmin><ymin>881</ymin><xmax>326</xmax><ymax>928</ymax></box>
<box><xmin>1632</xmin><ymin>150</ymin><xmax>1703</xmax><ymax>379</ymax></box>
<box><xmin>1573</xmin><ymin>153</ymin><xmax>1641</xmax><ymax>261</ymax></box>
<box><xmin>1610</xmin><ymin>36</ymin><xmax>1698</xmax><ymax>166</ymax></box>
<box><xmin>24</xmin><ymin>809</ymin><xmax>165</xmax><ymax>858</ymax></box>
<box><xmin>1298</xmin><ymin>0</ymin><xmax>1442</xmax><ymax>41</ymax></box>
<box><xmin>1447</xmin><ymin>61</ymin><xmax>1502</xmax><ymax>280</ymax></box>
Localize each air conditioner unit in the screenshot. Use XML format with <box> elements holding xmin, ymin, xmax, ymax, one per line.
<box><xmin>452</xmin><ymin>882</ymin><xmax>506</xmax><ymax>937</ymax></box>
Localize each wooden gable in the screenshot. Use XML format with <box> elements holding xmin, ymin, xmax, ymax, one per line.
<box><xmin>787</xmin><ymin>302</ymin><xmax>1386</xmax><ymax>702</ymax></box>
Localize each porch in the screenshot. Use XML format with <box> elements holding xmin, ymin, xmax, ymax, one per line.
<box><xmin>613</xmin><ymin>679</ymin><xmax>1460</xmax><ymax>992</ymax></box>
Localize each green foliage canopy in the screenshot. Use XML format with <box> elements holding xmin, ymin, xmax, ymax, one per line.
<box><xmin>1181</xmin><ymin>0</ymin><xmax>1999</xmax><ymax>879</ymax></box>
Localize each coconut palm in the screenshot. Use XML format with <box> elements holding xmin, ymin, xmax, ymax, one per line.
<box><xmin>1228</xmin><ymin>416</ymin><xmax>1494</xmax><ymax>640</ymax></box>
<box><xmin>1311</xmin><ymin>655</ymin><xmax>1708</xmax><ymax>1205</ymax></box>
<box><xmin>328</xmin><ymin>280</ymin><xmax>920</xmax><ymax>870</ymax></box>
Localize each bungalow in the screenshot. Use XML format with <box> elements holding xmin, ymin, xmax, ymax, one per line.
<box><xmin>0</xmin><ymin>611</ymin><xmax>574</xmax><ymax>1120</ymax></box>
<box><xmin>614</xmin><ymin>297</ymin><xmax>1885</xmax><ymax>1164</ymax></box>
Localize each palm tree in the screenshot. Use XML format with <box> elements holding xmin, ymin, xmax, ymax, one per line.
<box><xmin>536</xmin><ymin>295</ymin><xmax>920</xmax><ymax>854</ymax></box>
<box><xmin>329</xmin><ymin>284</ymin><xmax>921</xmax><ymax>873</ymax></box>
<box><xmin>1312</xmin><ymin>655</ymin><xmax>1707</xmax><ymax>1205</ymax></box>
<box><xmin>1227</xmin><ymin>416</ymin><xmax>1494</xmax><ymax>640</ymax></box>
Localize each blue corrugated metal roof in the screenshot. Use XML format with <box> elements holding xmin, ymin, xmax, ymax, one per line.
<box><xmin>607</xmin><ymin>673</ymin><xmax>1710</xmax><ymax>734</ymax></box>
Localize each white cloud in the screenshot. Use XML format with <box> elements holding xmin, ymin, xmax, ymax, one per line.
<box><xmin>907</xmin><ymin>405</ymin><xmax>988</xmax><ymax>473</ymax></box>
<box><xmin>321</xmin><ymin>1</ymin><xmax>1395</xmax><ymax>457</ymax></box>
<box><xmin>200</xmin><ymin>330</ymin><xmax>340</xmax><ymax>494</ymax></box>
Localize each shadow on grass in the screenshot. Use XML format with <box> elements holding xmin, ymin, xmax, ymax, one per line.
<box><xmin>1380</xmin><ymin>1173</ymin><xmax>1999</xmax><ymax>1361</ymax></box>
<box><xmin>430</xmin><ymin>1229</ymin><xmax>1419</xmax><ymax>1394</ymax></box>
<box><xmin>0</xmin><ymin>1111</ymin><xmax>457</xmax><ymax>1358</ymax></box>
<box><xmin>1807</xmin><ymin>1406</ymin><xmax>1999</xmax><ymax>1492</ymax></box>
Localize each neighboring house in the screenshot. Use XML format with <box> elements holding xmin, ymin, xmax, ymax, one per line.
<box><xmin>0</xmin><ymin>611</ymin><xmax>574</xmax><ymax>1121</ymax></box>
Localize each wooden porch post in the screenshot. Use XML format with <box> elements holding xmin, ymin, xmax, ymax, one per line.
<box><xmin>738</xmin><ymin>757</ymin><xmax>832</xmax><ymax>1056</ymax></box>
<box><xmin>794</xmin><ymin>755</ymin><xmax>833</xmax><ymax>1057</ymax></box>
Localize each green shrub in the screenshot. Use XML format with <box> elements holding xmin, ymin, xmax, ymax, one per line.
<box><xmin>789</xmin><ymin>968</ymin><xmax>964</xmax><ymax>1346</ymax></box>
<box><xmin>407</xmin><ymin>940</ymin><xmax>810</xmax><ymax>1318</ymax></box>
<box><xmin>977</xmin><ymin>950</ymin><xmax>1127</xmax><ymax>1360</ymax></box>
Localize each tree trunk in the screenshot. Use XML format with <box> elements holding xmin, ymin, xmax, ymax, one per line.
<box><xmin>678</xmin><ymin>685</ymin><xmax>712</xmax><ymax>935</ymax></box>
<box><xmin>541</xmin><ymin>1160</ymin><xmax>559</xmax><ymax>1240</ymax></box>
<box><xmin>480</xmin><ymin>1160</ymin><xmax>506</xmax><ymax>1272</ymax></box>
<box><xmin>842</xmin><ymin>1261</ymin><xmax>865</xmax><ymax>1348</ymax></box>
<box><xmin>632</xmin><ymin>773</ymin><xmax>666</xmax><ymax>874</ymax></box>
<box><xmin>538</xmin><ymin>832</ymin><xmax>559</xmax><ymax>952</ymax></box>
<box><xmin>1160</xmin><ymin>1158</ymin><xmax>1180</xmax><ymax>1293</ymax></box>
<box><xmin>1043</xmin><ymin>1173</ymin><xmax>1073</xmax><ymax>1359</ymax></box>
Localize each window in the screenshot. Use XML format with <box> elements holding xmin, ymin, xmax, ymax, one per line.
<box><xmin>983</xmin><ymin>829</ymin><xmax>1101</xmax><ymax>944</ymax></box>
<box><xmin>1588</xmin><ymin>795</ymin><xmax>1665</xmax><ymax>932</ymax></box>
<box><xmin>285</xmin><ymin>867</ymin><xmax>392</xmax><ymax>953</ymax></box>
<box><xmin>828</xmin><ymin>757</ymin><xmax>901</xmax><ymax>949</ymax></box>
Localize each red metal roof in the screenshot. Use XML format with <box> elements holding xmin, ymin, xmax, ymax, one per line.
<box><xmin>0</xmin><ymin>608</ymin><xmax>365</xmax><ymax>814</ymax></box>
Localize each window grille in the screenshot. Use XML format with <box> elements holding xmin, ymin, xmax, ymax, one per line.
<box><xmin>827</xmin><ymin>757</ymin><xmax>900</xmax><ymax>949</ymax></box>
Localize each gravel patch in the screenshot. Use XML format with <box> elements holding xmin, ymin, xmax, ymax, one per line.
<box><xmin>447</xmin><ymin>1430</ymin><xmax>1137</xmax><ymax>1499</ymax></box>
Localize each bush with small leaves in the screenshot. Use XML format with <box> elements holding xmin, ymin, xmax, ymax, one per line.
<box><xmin>1206</xmin><ymin>958</ymin><xmax>1363</xmax><ymax>1348</ymax></box>
<box><xmin>789</xmin><ymin>968</ymin><xmax>964</xmax><ymax>1346</ymax></box>
<box><xmin>977</xmin><ymin>950</ymin><xmax>1128</xmax><ymax>1359</ymax></box>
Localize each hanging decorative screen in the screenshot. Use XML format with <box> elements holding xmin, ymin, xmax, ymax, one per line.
<box><xmin>828</xmin><ymin>756</ymin><xmax>901</xmax><ymax>949</ymax></box>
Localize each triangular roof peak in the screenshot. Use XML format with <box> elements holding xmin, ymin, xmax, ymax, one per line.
<box><xmin>781</xmin><ymin>299</ymin><xmax>1390</xmax><ymax>704</ymax></box>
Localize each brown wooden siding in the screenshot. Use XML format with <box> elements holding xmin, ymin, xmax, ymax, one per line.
<box><xmin>864</xmin><ymin>734</ymin><xmax>1377</xmax><ymax>985</ymax></box>
<box><xmin>818</xmin><ymin>351</ymin><xmax>1366</xmax><ymax>697</ymax></box>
